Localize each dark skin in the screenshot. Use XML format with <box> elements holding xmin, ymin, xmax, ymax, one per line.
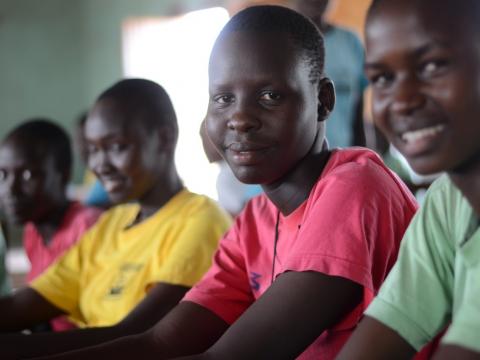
<box><xmin>0</xmin><ymin>138</ymin><xmax>70</xmax><ymax>246</ymax></box>
<box><xmin>338</xmin><ymin>0</ymin><xmax>480</xmax><ymax>359</ymax></box>
<box><xmin>293</xmin><ymin>0</ymin><xmax>366</xmax><ymax>147</ymax></box>
<box><xmin>0</xmin><ymin>98</ymin><xmax>189</xmax><ymax>359</ymax></box>
<box><xmin>39</xmin><ymin>30</ymin><xmax>363</xmax><ymax>360</ymax></box>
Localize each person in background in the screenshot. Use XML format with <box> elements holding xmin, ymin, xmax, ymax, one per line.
<box><xmin>0</xmin><ymin>119</ymin><xmax>102</xmax><ymax>331</ymax></box>
<box><xmin>0</xmin><ymin>79</ymin><xmax>231</xmax><ymax>359</ymax></box>
<box><xmin>0</xmin><ymin>225</ymin><xmax>11</xmax><ymax>296</ymax></box>
<box><xmin>292</xmin><ymin>0</ymin><xmax>367</xmax><ymax>148</ymax></box>
<box><xmin>73</xmin><ymin>112</ymin><xmax>110</xmax><ymax>209</ymax></box>
<box><xmin>337</xmin><ymin>0</ymin><xmax>480</xmax><ymax>358</ymax></box>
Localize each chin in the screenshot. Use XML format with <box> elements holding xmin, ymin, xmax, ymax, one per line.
<box><xmin>231</xmin><ymin>169</ymin><xmax>264</xmax><ymax>185</ymax></box>
<box><xmin>106</xmin><ymin>192</ymin><xmax>130</xmax><ymax>205</ymax></box>
<box><xmin>408</xmin><ymin>158</ymin><xmax>445</xmax><ymax>177</ymax></box>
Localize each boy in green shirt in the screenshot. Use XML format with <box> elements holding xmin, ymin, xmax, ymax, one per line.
<box><xmin>338</xmin><ymin>0</ymin><xmax>480</xmax><ymax>358</ymax></box>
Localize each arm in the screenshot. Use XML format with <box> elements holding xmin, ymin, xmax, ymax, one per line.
<box><xmin>336</xmin><ymin>316</ymin><xmax>415</xmax><ymax>360</ymax></box>
<box><xmin>33</xmin><ymin>301</ymin><xmax>229</xmax><ymax>360</ymax></box>
<box><xmin>0</xmin><ymin>283</ymin><xmax>188</xmax><ymax>359</ymax></box>
<box><xmin>178</xmin><ymin>271</ymin><xmax>362</xmax><ymax>359</ymax></box>
<box><xmin>434</xmin><ymin>345</ymin><xmax>480</xmax><ymax>360</ymax></box>
<box><xmin>39</xmin><ymin>270</ymin><xmax>362</xmax><ymax>360</ymax></box>
<box><xmin>0</xmin><ymin>287</ymin><xmax>64</xmax><ymax>332</ymax></box>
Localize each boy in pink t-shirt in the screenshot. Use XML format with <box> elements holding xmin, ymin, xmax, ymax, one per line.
<box><xmin>0</xmin><ymin>119</ymin><xmax>102</xmax><ymax>331</ymax></box>
<box><xmin>33</xmin><ymin>6</ymin><xmax>418</xmax><ymax>360</ymax></box>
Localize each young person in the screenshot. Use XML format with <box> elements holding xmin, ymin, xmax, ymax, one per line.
<box><xmin>337</xmin><ymin>0</ymin><xmax>480</xmax><ymax>359</ymax></box>
<box><xmin>38</xmin><ymin>6</ymin><xmax>417</xmax><ymax>359</ymax></box>
<box><xmin>0</xmin><ymin>119</ymin><xmax>102</xmax><ymax>331</ymax></box>
<box><xmin>0</xmin><ymin>79</ymin><xmax>231</xmax><ymax>358</ymax></box>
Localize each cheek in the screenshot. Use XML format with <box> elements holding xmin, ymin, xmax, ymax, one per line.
<box><xmin>111</xmin><ymin>152</ymin><xmax>135</xmax><ymax>173</ymax></box>
<box><xmin>371</xmin><ymin>94</ymin><xmax>392</xmax><ymax>135</ymax></box>
<box><xmin>22</xmin><ymin>182</ymin><xmax>43</xmax><ymax>199</ymax></box>
<box><xmin>205</xmin><ymin>117</ymin><xmax>224</xmax><ymax>152</ymax></box>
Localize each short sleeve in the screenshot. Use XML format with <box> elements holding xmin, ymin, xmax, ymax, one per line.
<box><xmin>152</xmin><ymin>203</ymin><xmax>231</xmax><ymax>288</ymax></box>
<box><xmin>282</xmin><ymin>160</ymin><xmax>410</xmax><ymax>293</ymax></box>
<box><xmin>443</xmin><ymin>234</ymin><xmax>480</xmax><ymax>352</ymax></box>
<box><xmin>30</xmin><ymin>228</ymin><xmax>94</xmax><ymax>321</ymax></box>
<box><xmin>183</xmin><ymin>213</ymin><xmax>256</xmax><ymax>324</ymax></box>
<box><xmin>366</xmin><ymin>179</ymin><xmax>454</xmax><ymax>350</ymax></box>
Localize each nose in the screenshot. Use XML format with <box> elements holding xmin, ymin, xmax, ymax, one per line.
<box><xmin>390</xmin><ymin>75</ymin><xmax>426</xmax><ymax>115</ymax></box>
<box><xmin>88</xmin><ymin>149</ymin><xmax>113</xmax><ymax>175</ymax></box>
<box><xmin>227</xmin><ymin>100</ymin><xmax>261</xmax><ymax>133</ymax></box>
<box><xmin>0</xmin><ymin>173</ymin><xmax>21</xmax><ymax>197</ymax></box>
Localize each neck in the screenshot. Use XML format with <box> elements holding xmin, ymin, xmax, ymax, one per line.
<box><xmin>34</xmin><ymin>199</ymin><xmax>70</xmax><ymax>245</ymax></box>
<box><xmin>448</xmin><ymin>157</ymin><xmax>480</xmax><ymax>217</ymax></box>
<box><xmin>135</xmin><ymin>167</ymin><xmax>184</xmax><ymax>224</ymax></box>
<box><xmin>263</xmin><ymin>134</ymin><xmax>330</xmax><ymax>216</ymax></box>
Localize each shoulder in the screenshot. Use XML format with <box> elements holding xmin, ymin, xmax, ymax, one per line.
<box><xmin>421</xmin><ymin>175</ymin><xmax>467</xmax><ymax>217</ymax></box>
<box><xmin>313</xmin><ymin>148</ymin><xmax>418</xmax><ymax>209</ymax></box>
<box><xmin>173</xmin><ymin>190</ymin><xmax>230</xmax><ymax>220</ymax></box>
<box><xmin>418</xmin><ymin>175</ymin><xmax>472</xmax><ymax>232</ymax></box>
<box><xmin>323</xmin><ymin>148</ymin><xmax>402</xmax><ymax>187</ymax></box>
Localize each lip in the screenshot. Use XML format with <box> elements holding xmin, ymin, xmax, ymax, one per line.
<box><xmin>99</xmin><ymin>176</ymin><xmax>126</xmax><ymax>193</ymax></box>
<box><xmin>226</xmin><ymin>141</ymin><xmax>270</xmax><ymax>166</ymax></box>
<box><xmin>395</xmin><ymin>123</ymin><xmax>446</xmax><ymax>158</ymax></box>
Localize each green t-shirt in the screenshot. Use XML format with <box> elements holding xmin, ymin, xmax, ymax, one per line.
<box><xmin>366</xmin><ymin>175</ymin><xmax>480</xmax><ymax>352</ymax></box>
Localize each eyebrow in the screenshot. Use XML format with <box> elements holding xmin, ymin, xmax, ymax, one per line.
<box><xmin>364</xmin><ymin>40</ymin><xmax>451</xmax><ymax>71</ymax></box>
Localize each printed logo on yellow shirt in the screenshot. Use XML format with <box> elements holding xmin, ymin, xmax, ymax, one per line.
<box><xmin>106</xmin><ymin>263</ymin><xmax>143</xmax><ymax>298</ymax></box>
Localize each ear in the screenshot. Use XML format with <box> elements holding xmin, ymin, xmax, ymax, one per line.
<box><xmin>317</xmin><ymin>77</ymin><xmax>335</xmax><ymax>122</ymax></box>
<box><xmin>156</xmin><ymin>126</ymin><xmax>176</xmax><ymax>153</ymax></box>
<box><xmin>61</xmin><ymin>168</ymin><xmax>71</xmax><ymax>187</ymax></box>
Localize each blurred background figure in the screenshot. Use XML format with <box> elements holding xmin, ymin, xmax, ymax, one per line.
<box><xmin>0</xmin><ymin>225</ymin><xmax>11</xmax><ymax>297</ymax></box>
<box><xmin>0</xmin><ymin>119</ymin><xmax>102</xmax><ymax>331</ymax></box>
<box><xmin>72</xmin><ymin>112</ymin><xmax>111</xmax><ymax>209</ymax></box>
<box><xmin>200</xmin><ymin>119</ymin><xmax>261</xmax><ymax>217</ymax></box>
<box><xmin>292</xmin><ymin>0</ymin><xmax>367</xmax><ymax>148</ymax></box>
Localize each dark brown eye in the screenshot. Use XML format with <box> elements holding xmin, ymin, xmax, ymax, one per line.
<box><xmin>259</xmin><ymin>91</ymin><xmax>281</xmax><ymax>101</ymax></box>
<box><xmin>21</xmin><ymin>169</ymin><xmax>32</xmax><ymax>181</ymax></box>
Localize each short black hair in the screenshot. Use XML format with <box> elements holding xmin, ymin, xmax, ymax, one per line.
<box><xmin>5</xmin><ymin>119</ymin><xmax>72</xmax><ymax>179</ymax></box>
<box><xmin>96</xmin><ymin>78</ymin><xmax>178</xmax><ymax>142</ymax></box>
<box><xmin>218</xmin><ymin>5</ymin><xmax>325</xmax><ymax>84</ymax></box>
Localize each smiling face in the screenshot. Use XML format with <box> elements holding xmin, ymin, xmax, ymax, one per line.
<box><xmin>365</xmin><ymin>0</ymin><xmax>480</xmax><ymax>175</ymax></box>
<box><xmin>85</xmin><ymin>99</ymin><xmax>164</xmax><ymax>204</ymax></box>
<box><xmin>0</xmin><ymin>139</ymin><xmax>64</xmax><ymax>224</ymax></box>
<box><xmin>206</xmin><ymin>31</ymin><xmax>322</xmax><ymax>185</ymax></box>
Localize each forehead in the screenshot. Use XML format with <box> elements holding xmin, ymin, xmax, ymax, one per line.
<box><xmin>366</xmin><ymin>0</ymin><xmax>478</xmax><ymax>57</ymax></box>
<box><xmin>209</xmin><ymin>31</ymin><xmax>308</xmax><ymax>86</ymax></box>
<box><xmin>85</xmin><ymin>99</ymin><xmax>141</xmax><ymax>141</ymax></box>
<box><xmin>0</xmin><ymin>138</ymin><xmax>49</xmax><ymax>167</ymax></box>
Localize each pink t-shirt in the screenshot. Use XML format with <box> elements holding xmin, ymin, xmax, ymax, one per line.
<box><xmin>184</xmin><ymin>148</ymin><xmax>418</xmax><ymax>359</ymax></box>
<box><xmin>24</xmin><ymin>201</ymin><xmax>102</xmax><ymax>331</ymax></box>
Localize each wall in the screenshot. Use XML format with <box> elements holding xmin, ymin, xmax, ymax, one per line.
<box><xmin>0</xmin><ymin>0</ymin><xmax>86</xmax><ymax>138</ymax></box>
<box><xmin>0</xmin><ymin>0</ymin><xmax>204</xmax><ymax>181</ymax></box>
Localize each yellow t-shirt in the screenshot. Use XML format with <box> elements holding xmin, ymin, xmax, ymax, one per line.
<box><xmin>31</xmin><ymin>189</ymin><xmax>231</xmax><ymax>327</ymax></box>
